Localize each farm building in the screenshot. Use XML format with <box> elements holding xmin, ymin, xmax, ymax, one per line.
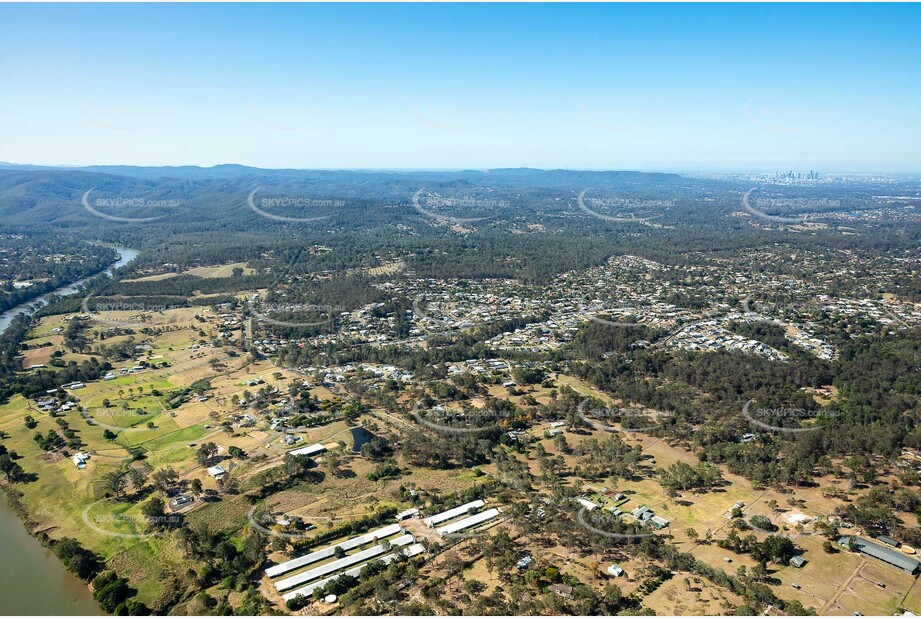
<box><xmin>288</xmin><ymin>443</ymin><xmax>326</xmax><ymax>457</ymax></box>
<box><xmin>396</xmin><ymin>508</ymin><xmax>420</xmax><ymax>521</ymax></box>
<box><xmin>422</xmin><ymin>499</ymin><xmax>485</xmax><ymax>527</ymax></box>
<box><xmin>265</xmin><ymin>523</ymin><xmax>404</xmax><ymax>578</ymax></box>
<box><xmin>838</xmin><ymin>536</ymin><xmax>921</xmax><ymax>574</ymax></box>
<box><xmin>632</xmin><ymin>505</ymin><xmax>653</xmax><ymax>522</ymax></box>
<box><xmin>650</xmin><ymin>515</ymin><xmax>670</xmax><ymax>528</ymax></box>
<box><xmin>280</xmin><ymin>543</ymin><xmax>425</xmax><ymax>603</ymax></box>
<box><xmin>436</xmin><ymin>507</ymin><xmax>500</xmax><ymax>537</ymax></box>
<box><xmin>577</xmin><ymin>497</ymin><xmax>600</xmax><ymax>511</ymax></box>
<box><xmin>274</xmin><ymin>534</ymin><xmax>416</xmax><ymax>591</ymax></box>
<box><xmin>789</xmin><ymin>556</ymin><xmax>807</xmax><ymax>568</ymax></box>
<box><xmin>607</xmin><ymin>564</ymin><xmax>624</xmax><ymax>577</ymax></box>
<box><xmin>877</xmin><ymin>535</ymin><xmax>902</xmax><ymax>548</ymax></box>
<box><xmin>549</xmin><ymin>584</ymin><xmax>574</xmax><ymax>599</ymax></box>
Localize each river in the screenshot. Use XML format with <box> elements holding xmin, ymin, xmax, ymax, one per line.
<box><xmin>0</xmin><ymin>245</ymin><xmax>139</xmax><ymax>614</ymax></box>
<box><xmin>0</xmin><ymin>496</ymin><xmax>102</xmax><ymax>614</ymax></box>
<box><xmin>0</xmin><ymin>246</ymin><xmax>139</xmax><ymax>335</ymax></box>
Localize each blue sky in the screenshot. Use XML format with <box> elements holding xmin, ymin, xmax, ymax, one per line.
<box><xmin>1</xmin><ymin>3</ymin><xmax>919</xmax><ymax>172</ymax></box>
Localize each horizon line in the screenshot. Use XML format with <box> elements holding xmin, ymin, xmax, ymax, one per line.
<box><xmin>2</xmin><ymin>161</ymin><xmax>920</xmax><ymax>177</ymax></box>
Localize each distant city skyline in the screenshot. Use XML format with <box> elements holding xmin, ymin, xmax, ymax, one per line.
<box><xmin>1</xmin><ymin>3</ymin><xmax>920</xmax><ymax>172</ymax></box>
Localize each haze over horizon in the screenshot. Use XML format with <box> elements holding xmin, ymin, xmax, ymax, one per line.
<box><xmin>2</xmin><ymin>3</ymin><xmax>920</xmax><ymax>172</ymax></box>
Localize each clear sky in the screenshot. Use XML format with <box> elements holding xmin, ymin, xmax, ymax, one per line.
<box><xmin>1</xmin><ymin>3</ymin><xmax>919</xmax><ymax>172</ymax></box>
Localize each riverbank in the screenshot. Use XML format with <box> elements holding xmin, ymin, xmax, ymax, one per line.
<box><xmin>0</xmin><ymin>486</ymin><xmax>102</xmax><ymax>615</ymax></box>
<box><xmin>0</xmin><ymin>246</ymin><xmax>140</xmax><ymax>615</ymax></box>
<box><xmin>0</xmin><ymin>246</ymin><xmax>140</xmax><ymax>335</ymax></box>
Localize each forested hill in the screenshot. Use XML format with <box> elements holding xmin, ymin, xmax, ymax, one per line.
<box><xmin>0</xmin><ymin>165</ymin><xmax>691</xmax><ymax>228</ymax></box>
<box><xmin>0</xmin><ymin>163</ymin><xmax>686</xmax><ymax>184</ymax></box>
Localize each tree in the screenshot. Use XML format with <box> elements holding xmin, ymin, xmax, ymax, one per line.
<box><xmin>523</xmin><ymin>570</ymin><xmax>540</xmax><ymax>587</ymax></box>
<box><xmin>686</xmin><ymin>528</ymin><xmax>699</xmax><ymax>542</ymax></box>
<box><xmin>92</xmin><ymin>571</ymin><xmax>145</xmax><ymax>614</ymax></box>
<box><xmin>141</xmin><ymin>496</ymin><xmax>168</xmax><ymax>529</ymax></box>
<box><xmin>190</xmin><ymin>478</ymin><xmax>203</xmax><ymax>497</ymax></box>
<box><xmin>751</xmin><ymin>562</ymin><xmax>769</xmax><ymax>582</ymax></box>
<box><xmin>750</xmin><ymin>515</ymin><xmax>776</xmax><ymax>532</ymax></box>
<box><xmin>150</xmin><ymin>467</ymin><xmax>179</xmax><ymax>493</ymax></box>
<box><xmin>127</xmin><ymin>468</ymin><xmax>146</xmax><ymax>492</ymax></box>
<box><xmin>0</xmin><ymin>454</ymin><xmax>25</xmax><ymax>482</ymax></box>
<box><xmin>54</xmin><ymin>538</ymin><xmax>102</xmax><ymax>581</ymax></box>
<box><xmin>603</xmin><ymin>583</ymin><xmax>622</xmax><ymax>606</ymax></box>
<box><xmin>101</xmin><ymin>471</ymin><xmax>127</xmax><ymax>499</ymax></box>
<box><xmin>754</xmin><ymin>535</ymin><xmax>797</xmax><ymax>564</ymax></box>
<box><xmin>196</xmin><ymin>442</ymin><xmax>218</xmax><ymax>465</ymax></box>
<box><xmin>228</xmin><ymin>445</ymin><xmax>246</xmax><ymax>459</ymax></box>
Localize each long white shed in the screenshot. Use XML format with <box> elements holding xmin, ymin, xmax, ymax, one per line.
<box><xmin>281</xmin><ymin>543</ymin><xmax>425</xmax><ymax>603</ymax></box>
<box><xmin>422</xmin><ymin>499</ymin><xmax>486</xmax><ymax>527</ymax></box>
<box><xmin>265</xmin><ymin>523</ymin><xmax>403</xmax><ymax>578</ymax></box>
<box><xmin>288</xmin><ymin>443</ymin><xmax>327</xmax><ymax>457</ymax></box>
<box><xmin>274</xmin><ymin>534</ymin><xmax>415</xmax><ymax>591</ymax></box>
<box><xmin>436</xmin><ymin>508</ymin><xmax>500</xmax><ymax>537</ymax></box>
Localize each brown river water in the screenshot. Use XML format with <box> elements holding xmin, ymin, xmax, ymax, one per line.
<box><xmin>0</xmin><ymin>248</ymin><xmax>139</xmax><ymax>615</ymax></box>
<box><xmin>0</xmin><ymin>497</ymin><xmax>101</xmax><ymax>615</ymax></box>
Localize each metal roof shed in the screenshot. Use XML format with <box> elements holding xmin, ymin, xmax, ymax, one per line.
<box><xmin>422</xmin><ymin>499</ymin><xmax>486</xmax><ymax>527</ymax></box>
<box><xmin>839</xmin><ymin>536</ymin><xmax>920</xmax><ymax>574</ymax></box>
<box><xmin>436</xmin><ymin>508</ymin><xmax>500</xmax><ymax>536</ymax></box>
